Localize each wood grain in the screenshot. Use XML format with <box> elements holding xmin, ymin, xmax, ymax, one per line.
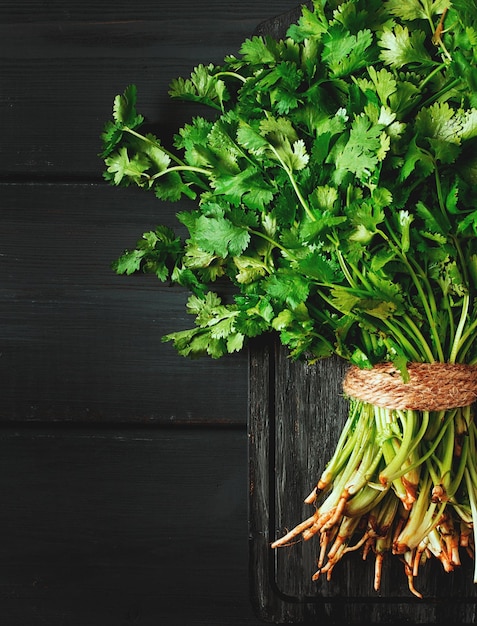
<box><xmin>0</xmin><ymin>425</ymin><xmax>265</xmax><ymax>625</ymax></box>
<box><xmin>0</xmin><ymin>0</ymin><xmax>300</xmax><ymax>178</ymax></box>
<box><xmin>0</xmin><ymin>182</ymin><xmax>248</xmax><ymax>423</ymax></box>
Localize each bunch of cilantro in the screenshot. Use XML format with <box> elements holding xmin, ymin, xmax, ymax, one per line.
<box><xmin>101</xmin><ymin>0</ymin><xmax>477</xmax><ymax>596</ymax></box>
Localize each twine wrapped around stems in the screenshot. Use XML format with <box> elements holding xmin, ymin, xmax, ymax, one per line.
<box><xmin>343</xmin><ymin>362</ymin><xmax>477</xmax><ymax>411</ymax></box>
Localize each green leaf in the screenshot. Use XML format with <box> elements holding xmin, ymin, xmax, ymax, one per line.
<box><xmin>168</xmin><ymin>64</ymin><xmax>229</xmax><ymax>110</ymax></box>
<box><xmin>378</xmin><ymin>24</ymin><xmax>433</xmax><ymax>68</ymax></box>
<box><xmin>322</xmin><ymin>26</ymin><xmax>374</xmax><ymax>78</ymax></box>
<box><xmin>113</xmin><ymin>249</ymin><xmax>145</xmax><ymax>275</ymax></box>
<box><xmin>101</xmin><ymin>121</ymin><xmax>125</xmax><ymax>158</ymax></box>
<box><xmin>233</xmin><ymin>255</ymin><xmax>268</xmax><ymax>284</ymax></box>
<box><xmin>415</xmin><ymin>101</ymin><xmax>464</xmax><ymax>144</ymax></box>
<box><xmin>259</xmin><ymin>116</ymin><xmax>299</xmax><ymax>144</ymax></box>
<box><xmin>384</xmin><ymin>0</ymin><xmax>450</xmax><ymax>22</ymax></box>
<box><xmin>287</xmin><ymin>4</ymin><xmax>329</xmax><ymax>42</ymax></box>
<box><xmin>239</xmin><ymin>36</ymin><xmax>279</xmax><ymax>65</ymax></box>
<box><xmin>112</xmin><ymin>225</ymin><xmax>183</xmax><ymax>281</ymax></box>
<box><xmin>264</xmin><ymin>270</ymin><xmax>310</xmax><ymax>308</ymax></box>
<box><xmin>113</xmin><ymin>85</ymin><xmax>144</xmax><ymax>128</ymax></box>
<box><xmin>236</xmin><ymin>123</ymin><xmax>269</xmax><ymax>154</ymax></box>
<box><xmin>367</xmin><ymin>66</ymin><xmax>398</xmax><ymax>105</ymax></box>
<box><xmin>332</xmin><ymin>114</ymin><xmax>386</xmax><ymax>181</ymax></box>
<box><xmin>105</xmin><ymin>147</ymin><xmax>150</xmax><ymax>185</ymax></box>
<box><xmin>212</xmin><ymin>167</ymin><xmax>274</xmax><ymax>208</ymax></box>
<box><xmin>461</xmin><ymin>109</ymin><xmax>477</xmax><ymax>140</ymax></box>
<box><xmin>296</xmin><ymin>251</ymin><xmax>342</xmax><ymax>283</ymax></box>
<box><xmin>193</xmin><ymin>215</ymin><xmax>250</xmax><ymax>258</ymax></box>
<box><xmin>399</xmin><ymin>134</ymin><xmax>435</xmax><ymax>181</ymax></box>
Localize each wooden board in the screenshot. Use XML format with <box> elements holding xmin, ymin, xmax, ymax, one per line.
<box><xmin>248</xmin><ymin>338</ymin><xmax>477</xmax><ymax>623</ymax></box>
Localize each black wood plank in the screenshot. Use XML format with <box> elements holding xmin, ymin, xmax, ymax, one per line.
<box><xmin>249</xmin><ymin>338</ymin><xmax>477</xmax><ymax>624</ymax></box>
<box><xmin>0</xmin><ymin>182</ymin><xmax>247</xmax><ymax>423</ymax></box>
<box><xmin>1</xmin><ymin>0</ymin><xmax>300</xmax><ymax>24</ymax></box>
<box><xmin>0</xmin><ymin>0</ymin><xmax>300</xmax><ymax>178</ymax></box>
<box><xmin>0</xmin><ymin>424</ymin><xmax>266</xmax><ymax>625</ymax></box>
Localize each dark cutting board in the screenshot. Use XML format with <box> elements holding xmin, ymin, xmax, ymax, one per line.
<box><xmin>248</xmin><ymin>336</ymin><xmax>477</xmax><ymax>624</ymax></box>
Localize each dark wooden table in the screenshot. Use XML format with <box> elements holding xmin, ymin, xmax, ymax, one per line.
<box><xmin>4</xmin><ymin>2</ymin><xmax>477</xmax><ymax>624</ymax></box>
<box><xmin>0</xmin><ymin>2</ymin><xmax>299</xmax><ymax>624</ymax></box>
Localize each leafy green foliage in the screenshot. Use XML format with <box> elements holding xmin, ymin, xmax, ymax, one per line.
<box><xmin>101</xmin><ymin>0</ymin><xmax>477</xmax><ymax>369</ymax></box>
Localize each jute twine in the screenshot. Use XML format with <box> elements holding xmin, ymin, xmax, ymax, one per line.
<box><xmin>342</xmin><ymin>362</ymin><xmax>477</xmax><ymax>411</ymax></box>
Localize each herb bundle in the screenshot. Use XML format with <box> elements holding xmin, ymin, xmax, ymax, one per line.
<box><xmin>101</xmin><ymin>0</ymin><xmax>477</xmax><ymax>597</ymax></box>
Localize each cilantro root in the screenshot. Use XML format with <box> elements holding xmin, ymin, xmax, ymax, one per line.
<box><xmin>272</xmin><ymin>401</ymin><xmax>477</xmax><ymax>597</ymax></box>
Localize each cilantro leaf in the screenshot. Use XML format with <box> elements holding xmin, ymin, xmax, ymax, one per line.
<box><xmin>322</xmin><ymin>26</ymin><xmax>375</xmax><ymax>78</ymax></box>
<box><xmin>332</xmin><ymin>114</ymin><xmax>386</xmax><ymax>182</ymax></box>
<box><xmin>193</xmin><ymin>214</ymin><xmax>250</xmax><ymax>258</ymax></box>
<box><xmin>105</xmin><ymin>146</ymin><xmax>150</xmax><ymax>186</ymax></box>
<box><xmin>112</xmin><ymin>225</ymin><xmax>183</xmax><ymax>281</ymax></box>
<box><xmin>239</xmin><ymin>36</ymin><xmax>280</xmax><ymax>65</ymax></box>
<box><xmin>385</xmin><ymin>0</ymin><xmax>450</xmax><ymax>22</ymax></box>
<box><xmin>169</xmin><ymin>64</ymin><xmax>229</xmax><ymax>110</ymax></box>
<box><xmin>264</xmin><ymin>270</ymin><xmax>310</xmax><ymax>308</ymax></box>
<box><xmin>113</xmin><ymin>84</ymin><xmax>144</xmax><ymax>128</ymax></box>
<box><xmin>378</xmin><ymin>25</ymin><xmax>433</xmax><ymax>68</ymax></box>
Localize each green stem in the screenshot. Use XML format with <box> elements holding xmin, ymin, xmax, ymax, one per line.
<box><xmin>386</xmin><ymin>409</ymin><xmax>456</xmax><ymax>482</ymax></box>
<box><xmin>267</xmin><ymin>144</ymin><xmax>316</xmax><ymax>222</ymax></box>
<box><xmin>335</xmin><ymin>247</ymin><xmax>357</xmax><ymax>288</ymax></box>
<box><xmin>399</xmin><ymin>314</ymin><xmax>436</xmax><ymax>363</ymax></box>
<box><xmin>456</xmin><ymin>317</ymin><xmax>477</xmax><ymax>363</ymax></box>
<box><xmin>247</xmin><ymin>228</ymin><xmax>297</xmax><ymax>260</ymax></box>
<box><xmin>379</xmin><ymin>409</ymin><xmax>429</xmax><ymax>487</ymax></box>
<box><xmin>378</xmin><ymin>225</ymin><xmax>444</xmax><ymax>361</ymax></box>
<box><xmin>317</xmin><ymin>402</ymin><xmax>362</xmax><ymax>489</ymax></box>
<box><xmin>447</xmin><ymin>424</ymin><xmax>469</xmax><ymax>500</ymax></box>
<box><xmin>419</xmin><ymin>62</ymin><xmax>448</xmax><ymax>91</ymax></box>
<box><xmin>395</xmin><ymin>473</ymin><xmax>446</xmax><ymax>551</ymax></box>
<box><xmin>124</xmin><ymin>127</ymin><xmax>185</xmax><ymax>166</ymax></box>
<box><xmin>150</xmin><ymin>164</ymin><xmax>212</xmax><ymax>181</ymax></box>
<box><xmin>125</xmin><ymin>126</ymin><xmax>212</xmax><ymax>189</ymax></box>
<box><xmin>378</xmin><ymin>317</ymin><xmax>424</xmax><ymax>362</ymax></box>
<box><xmin>215</xmin><ymin>71</ymin><xmax>247</xmax><ymax>84</ymax></box>
<box><xmin>449</xmin><ymin>292</ymin><xmax>470</xmax><ymax>363</ymax></box>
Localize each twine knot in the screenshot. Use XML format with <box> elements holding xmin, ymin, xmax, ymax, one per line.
<box><xmin>342</xmin><ymin>362</ymin><xmax>477</xmax><ymax>411</ymax></box>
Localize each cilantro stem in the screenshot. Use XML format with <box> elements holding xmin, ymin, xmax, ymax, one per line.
<box><xmin>327</xmin><ymin>237</ymin><xmax>434</xmax><ymax>361</ymax></box>
<box><xmin>379</xmin><ymin>409</ymin><xmax>428</xmax><ymax>487</ymax></box>
<box><xmin>331</xmin><ymin>243</ymin><xmax>357</xmax><ymax>288</ymax></box>
<box><xmin>453</xmin><ymin>316</ymin><xmax>477</xmax><ymax>363</ymax></box>
<box><xmin>378</xmin><ymin>224</ymin><xmax>444</xmax><ymax>361</ymax></box>
<box><xmin>395</xmin><ymin>409</ymin><xmax>457</xmax><ymax>480</ymax></box>
<box><xmin>418</xmin><ymin>77</ymin><xmax>463</xmax><ymax>111</ymax></box>
<box><xmin>266</xmin><ymin>144</ymin><xmax>316</xmax><ymax>222</ymax></box>
<box><xmin>449</xmin><ymin>292</ymin><xmax>470</xmax><ymax>364</ymax></box>
<box><xmin>124</xmin><ymin>126</ymin><xmax>213</xmax><ymax>190</ymax></box>
<box><xmin>215</xmin><ymin>71</ymin><xmax>247</xmax><ymax>84</ymax></box>
<box><xmin>418</xmin><ymin>63</ymin><xmax>448</xmax><ymax>92</ymax></box>
<box><xmin>397</xmin><ymin>315</ymin><xmax>436</xmax><ymax>363</ymax></box>
<box><xmin>149</xmin><ymin>164</ymin><xmax>212</xmax><ymax>181</ymax></box>
<box><xmin>247</xmin><ymin>228</ymin><xmax>297</xmax><ymax>260</ymax></box>
<box><xmin>124</xmin><ymin>127</ymin><xmax>186</xmax><ymax>167</ymax></box>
